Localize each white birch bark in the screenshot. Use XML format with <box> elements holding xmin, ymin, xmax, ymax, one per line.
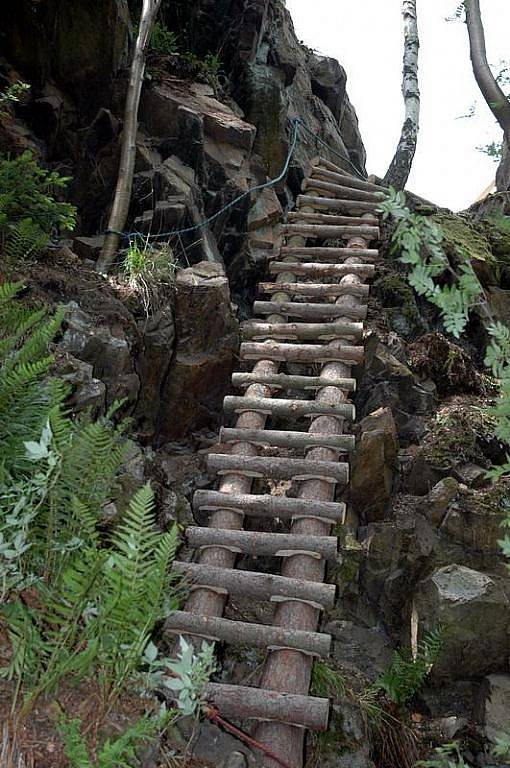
<box><xmin>383</xmin><ymin>0</ymin><xmax>420</xmax><ymax>190</ymax></box>
<box><xmin>97</xmin><ymin>0</ymin><xmax>163</xmax><ymax>273</ymax></box>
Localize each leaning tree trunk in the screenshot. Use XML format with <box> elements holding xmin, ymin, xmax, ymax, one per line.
<box><xmin>383</xmin><ymin>0</ymin><xmax>420</xmax><ymax>190</ymax></box>
<box><xmin>96</xmin><ymin>0</ymin><xmax>162</xmax><ymax>273</ymax></box>
<box><xmin>465</xmin><ymin>0</ymin><xmax>510</xmax><ymax>195</ymax></box>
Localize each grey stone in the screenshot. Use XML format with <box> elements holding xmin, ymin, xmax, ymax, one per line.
<box><xmin>476</xmin><ymin>675</ymin><xmax>510</xmax><ymax>743</ymax></box>
<box><xmin>72</xmin><ymin>235</ymin><xmax>104</xmax><ymax>261</ymax></box>
<box><xmin>418</xmin><ymin>478</ymin><xmax>459</xmax><ymax>527</ymax></box>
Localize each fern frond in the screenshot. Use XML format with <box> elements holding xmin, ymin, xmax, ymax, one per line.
<box><xmin>4</xmin><ymin>218</ymin><xmax>49</xmax><ymax>261</ymax></box>
<box><xmin>58</xmin><ymin>718</ymin><xmax>92</xmax><ymax>768</ymax></box>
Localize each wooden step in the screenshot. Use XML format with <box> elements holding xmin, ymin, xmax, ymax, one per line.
<box><xmin>164</xmin><ymin>610</ymin><xmax>332</xmax><ymax>656</ymax></box>
<box><xmin>174</xmin><ymin>562</ymin><xmax>337</xmax><ymax>608</ymax></box>
<box><xmin>193</xmin><ymin>490</ymin><xmax>346</xmax><ymax>522</ymax></box>
<box><xmin>281</xmin><ymin>223</ymin><xmax>379</xmax><ymax>240</ymax></box>
<box><xmin>201</xmin><ymin>683</ymin><xmax>330</xmax><ymax>730</ymax></box>
<box><xmin>253</xmin><ymin>299</ymin><xmax>367</xmax><ymax>322</ymax></box>
<box><xmin>311</xmin><ymin>165</ymin><xmax>388</xmax><ymax>193</ymax></box>
<box><xmin>207</xmin><ymin>453</ymin><xmax>349</xmax><ymax>484</ymax></box>
<box><xmin>303</xmin><ymin>177</ymin><xmax>385</xmax><ymax>204</ymax></box>
<box><xmin>278</xmin><ymin>246</ymin><xmax>379</xmax><ymax>263</ymax></box>
<box><xmin>297</xmin><ymin>194</ymin><xmax>380</xmax><ymax>214</ymax></box>
<box><xmin>223</xmin><ymin>394</ymin><xmax>355</xmax><ymax>420</ymax></box>
<box><xmin>232</xmin><ymin>371</ymin><xmax>357</xmax><ymax>392</ymax></box>
<box><xmin>185</xmin><ymin>526</ymin><xmax>339</xmax><ymax>560</ymax></box>
<box><xmin>258</xmin><ymin>282</ymin><xmax>370</xmax><ymax>299</ymax></box>
<box><xmin>241</xmin><ymin>319</ymin><xmax>363</xmax><ymax>342</ymax></box>
<box><xmin>220</xmin><ymin>426</ymin><xmax>355</xmax><ymax>452</ymax></box>
<box><xmin>241</xmin><ymin>340</ymin><xmax>363</xmax><ymax>365</ymax></box>
<box><xmin>268</xmin><ymin>262</ymin><xmax>375</xmax><ymax>278</ymax></box>
<box><xmin>287</xmin><ymin>211</ymin><xmax>378</xmax><ymax>226</ymax></box>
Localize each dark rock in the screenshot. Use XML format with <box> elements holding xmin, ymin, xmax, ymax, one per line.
<box><xmin>72</xmin><ymin>235</ymin><xmax>104</xmax><ymax>261</ymax></box>
<box><xmin>136</xmin><ymin>309</ymin><xmax>175</xmax><ymax>432</ymax></box>
<box><xmin>476</xmin><ymin>675</ymin><xmax>510</xmax><ymax>743</ymax></box>
<box><xmin>327</xmin><ymin>620</ymin><xmax>393</xmax><ymax>681</ymax></box>
<box><xmin>57</xmin><ymin>353</ymin><xmax>105</xmax><ymax>416</ymax></box>
<box><xmin>439</xmin><ymin>484</ymin><xmax>508</xmax><ymax>558</ymax></box>
<box><xmin>309</xmin><ymin>54</ymin><xmax>347</xmax><ymax>123</ymax></box>
<box><xmin>417</xmin><ymin>478</ymin><xmax>459</xmax><ymax>527</ymax></box>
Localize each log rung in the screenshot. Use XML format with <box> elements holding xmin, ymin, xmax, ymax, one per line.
<box><xmin>278</xmin><ymin>246</ymin><xmax>379</xmax><ymax>263</ymax></box>
<box><xmin>258</xmin><ymin>282</ymin><xmax>370</xmax><ymax>299</ymax></box>
<box><xmin>220</xmin><ymin>426</ymin><xmax>355</xmax><ymax>453</ymax></box>
<box><xmin>281</xmin><ymin>223</ymin><xmax>379</xmax><ymax>240</ymax></box>
<box><xmin>202</xmin><ymin>683</ymin><xmax>330</xmax><ymax>730</ymax></box>
<box><xmin>223</xmin><ymin>395</ymin><xmax>355</xmax><ymax>420</ymax></box>
<box><xmin>164</xmin><ymin>610</ymin><xmax>332</xmax><ymax>656</ymax></box>
<box><xmin>193</xmin><ymin>490</ymin><xmax>346</xmax><ymax>521</ymax></box>
<box><xmin>269</xmin><ymin>261</ymin><xmax>375</xmax><ymax>278</ymax></box>
<box><xmin>241</xmin><ymin>319</ymin><xmax>363</xmax><ymax>342</ymax></box>
<box><xmin>310</xmin><ymin>165</ymin><xmax>388</xmax><ymax>193</ymax></box>
<box><xmin>287</xmin><ymin>211</ymin><xmax>378</xmax><ymax>226</ymax></box>
<box><xmin>174</xmin><ymin>562</ymin><xmax>337</xmax><ymax>609</ymax></box>
<box><xmin>240</xmin><ymin>341</ymin><xmax>364</xmax><ymax>365</ymax></box>
<box><xmin>253</xmin><ymin>300</ymin><xmax>367</xmax><ymax>322</ymax></box>
<box><xmin>207</xmin><ymin>453</ymin><xmax>349</xmax><ymax>484</ymax></box>
<box><xmin>231</xmin><ymin>371</ymin><xmax>357</xmax><ymax>392</ymax></box>
<box><xmin>303</xmin><ymin>177</ymin><xmax>386</xmax><ymax>203</ymax></box>
<box><xmin>297</xmin><ymin>194</ymin><xmax>380</xmax><ymax>213</ymax></box>
<box><xmin>186</xmin><ymin>526</ymin><xmax>338</xmax><ymax>560</ymax></box>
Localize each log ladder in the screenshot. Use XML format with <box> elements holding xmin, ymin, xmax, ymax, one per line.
<box><xmin>165</xmin><ymin>157</ymin><xmax>387</xmax><ymax>767</ymax></box>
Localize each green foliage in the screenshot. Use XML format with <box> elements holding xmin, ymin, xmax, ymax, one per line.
<box><xmin>149</xmin><ymin>22</ymin><xmax>179</xmax><ymax>54</ymax></box>
<box><xmin>165</xmin><ymin>636</ymin><xmax>216</xmax><ymax>717</ymax></box>
<box><xmin>311</xmin><ymin>660</ymin><xmax>346</xmax><ymax>699</ymax></box>
<box><xmin>373</xmin><ymin>629</ymin><xmax>443</xmax><ymax>708</ymax></box>
<box><xmin>418</xmin><ymin>741</ymin><xmax>470</xmax><ymax>767</ymax></box>
<box><xmin>0</xmin><ymin>81</ymin><xmax>30</xmax><ymax>116</ymax></box>
<box><xmin>478</xmin><ymin>140</ymin><xmax>503</xmax><ymax>161</ymax></box>
<box><xmin>4</xmin><ymin>217</ymin><xmax>50</xmax><ymax>261</ymax></box>
<box><xmin>123</xmin><ymin>239</ymin><xmax>178</xmax><ymax>315</ymax></box>
<box><xmin>493</xmin><ymin>729</ymin><xmax>510</xmax><ymax>758</ymax></box>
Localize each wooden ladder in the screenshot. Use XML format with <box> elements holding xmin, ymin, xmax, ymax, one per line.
<box><xmin>165</xmin><ymin>156</ymin><xmax>387</xmax><ymax>767</ymax></box>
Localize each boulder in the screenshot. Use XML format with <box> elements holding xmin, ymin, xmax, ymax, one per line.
<box><xmin>414</xmin><ymin>565</ymin><xmax>510</xmax><ymax>680</ymax></box>
<box><xmin>136</xmin><ymin>309</ymin><xmax>176</xmax><ymax>432</ymax></box>
<box><xmin>349</xmin><ymin>407</ymin><xmax>398</xmax><ymax>522</ymax></box>
<box><xmin>439</xmin><ymin>484</ymin><xmax>508</xmax><ymax>558</ymax></box>
<box><xmin>476</xmin><ymin>674</ymin><xmax>510</xmax><ymax>743</ymax></box>
<box><xmin>247</xmin><ymin>188</ymin><xmax>282</xmax><ymax>231</ymax></box>
<box><xmin>57</xmin><ymin>354</ymin><xmax>105</xmax><ymax>416</ymax></box>
<box><xmin>72</xmin><ymin>235</ymin><xmax>104</xmax><ymax>262</ymax></box>
<box><xmin>417</xmin><ymin>478</ymin><xmax>459</xmax><ymax>527</ymax></box>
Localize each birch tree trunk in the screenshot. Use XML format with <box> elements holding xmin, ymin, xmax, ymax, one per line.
<box><xmin>96</xmin><ymin>0</ymin><xmax>162</xmax><ymax>273</ymax></box>
<box><xmin>465</xmin><ymin>0</ymin><xmax>510</xmax><ymax>194</ymax></box>
<box><xmin>383</xmin><ymin>0</ymin><xmax>420</xmax><ymax>190</ymax></box>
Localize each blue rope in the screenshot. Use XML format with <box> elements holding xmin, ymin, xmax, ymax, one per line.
<box><xmin>107</xmin><ymin>117</ymin><xmax>366</xmax><ymax>243</ymax></box>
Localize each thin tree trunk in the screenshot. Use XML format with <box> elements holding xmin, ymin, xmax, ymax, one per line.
<box><xmin>465</xmin><ymin>0</ymin><xmax>510</xmax><ymax>193</ymax></box>
<box><xmin>383</xmin><ymin>0</ymin><xmax>420</xmax><ymax>190</ymax></box>
<box><xmin>96</xmin><ymin>0</ymin><xmax>162</xmax><ymax>273</ymax></box>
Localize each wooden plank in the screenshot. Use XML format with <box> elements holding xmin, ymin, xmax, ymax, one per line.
<box><xmin>311</xmin><ymin>165</ymin><xmax>388</xmax><ymax>193</ymax></box>
<box><xmin>207</xmin><ymin>453</ymin><xmax>349</xmax><ymax>484</ymax></box>
<box><xmin>223</xmin><ymin>395</ymin><xmax>354</xmax><ymax>420</ymax></box>
<box><xmin>202</xmin><ymin>684</ymin><xmax>330</xmax><ymax>730</ymax></box>
<box><xmin>241</xmin><ymin>319</ymin><xmax>363</xmax><ymax>341</ymax></box>
<box><xmin>185</xmin><ymin>526</ymin><xmax>339</xmax><ymax>560</ymax></box>
<box><xmin>287</xmin><ymin>211</ymin><xmax>378</xmax><ymax>226</ymax></box>
<box><xmin>254</xmin><ymin>299</ymin><xmax>367</xmax><ymax>322</ymax></box>
<box><xmin>296</xmin><ymin>194</ymin><xmax>380</xmax><ymax>213</ymax></box>
<box><xmin>303</xmin><ymin>177</ymin><xmax>386</xmax><ymax>203</ymax></box>
<box><xmin>193</xmin><ymin>490</ymin><xmax>346</xmax><ymax>521</ymax></box>
<box><xmin>268</xmin><ymin>262</ymin><xmax>375</xmax><ymax>278</ymax></box>
<box><xmin>277</xmin><ymin>246</ymin><xmax>379</xmax><ymax>263</ymax></box>
<box><xmin>164</xmin><ymin>610</ymin><xmax>332</xmax><ymax>656</ymax></box>
<box><xmin>231</xmin><ymin>371</ymin><xmax>357</xmax><ymax>391</ymax></box>
<box><xmin>174</xmin><ymin>562</ymin><xmax>337</xmax><ymax>608</ymax></box>
<box><xmin>281</xmin><ymin>223</ymin><xmax>379</xmax><ymax>240</ymax></box>
<box><xmin>240</xmin><ymin>341</ymin><xmax>364</xmax><ymax>364</ymax></box>
<box><xmin>258</xmin><ymin>282</ymin><xmax>369</xmax><ymax>299</ymax></box>
<box><xmin>220</xmin><ymin>426</ymin><xmax>355</xmax><ymax>452</ymax></box>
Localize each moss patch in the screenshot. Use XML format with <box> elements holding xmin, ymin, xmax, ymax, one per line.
<box><xmin>432</xmin><ymin>213</ymin><xmax>494</xmax><ymax>265</ymax></box>
<box><xmin>418</xmin><ymin>403</ymin><xmax>498</xmax><ymax>470</ymax></box>
<box><xmin>407</xmin><ymin>332</ymin><xmax>486</xmax><ymax>396</ymax></box>
<box><xmin>373</xmin><ymin>273</ymin><xmax>426</xmax><ymax>339</ymax></box>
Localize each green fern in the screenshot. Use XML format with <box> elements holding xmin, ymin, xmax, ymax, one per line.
<box><xmin>4</xmin><ymin>218</ymin><xmax>49</xmax><ymax>261</ymax></box>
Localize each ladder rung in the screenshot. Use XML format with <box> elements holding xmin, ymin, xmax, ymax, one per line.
<box><xmin>303</xmin><ymin>177</ymin><xmax>386</xmax><ymax>204</ymax></box>
<box><xmin>193</xmin><ymin>490</ymin><xmax>346</xmax><ymax>522</ymax></box>
<box><xmin>253</xmin><ymin>300</ymin><xmax>367</xmax><ymax>322</ymax></box>
<box><xmin>258</xmin><ymin>282</ymin><xmax>370</xmax><ymax>299</ymax></box>
<box><xmin>310</xmin><ymin>164</ymin><xmax>388</xmax><ymax>193</ymax></box>
<box><xmin>185</xmin><ymin>526</ymin><xmax>339</xmax><ymax>560</ymax></box>
<box><xmin>297</xmin><ymin>194</ymin><xmax>380</xmax><ymax>214</ymax></box>
<box><xmin>278</xmin><ymin>246</ymin><xmax>379</xmax><ymax>263</ymax></box>
<box><xmin>281</xmin><ymin>223</ymin><xmax>379</xmax><ymax>240</ymax></box>
<box><xmin>240</xmin><ymin>341</ymin><xmax>364</xmax><ymax>364</ymax></box>
<box><xmin>164</xmin><ymin>610</ymin><xmax>332</xmax><ymax>656</ymax></box>
<box><xmin>223</xmin><ymin>395</ymin><xmax>354</xmax><ymax>420</ymax></box>
<box><xmin>207</xmin><ymin>453</ymin><xmax>349</xmax><ymax>484</ymax></box>
<box><xmin>174</xmin><ymin>562</ymin><xmax>337</xmax><ymax>608</ymax></box>
<box><xmin>220</xmin><ymin>426</ymin><xmax>355</xmax><ymax>452</ymax></box>
<box><xmin>287</xmin><ymin>211</ymin><xmax>378</xmax><ymax>226</ymax></box>
<box><xmin>269</xmin><ymin>262</ymin><xmax>375</xmax><ymax>278</ymax></box>
<box><xmin>241</xmin><ymin>319</ymin><xmax>363</xmax><ymax>342</ymax></box>
<box><xmin>231</xmin><ymin>371</ymin><xmax>356</xmax><ymax>392</ymax></box>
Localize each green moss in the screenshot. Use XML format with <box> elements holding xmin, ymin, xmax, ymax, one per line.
<box><xmin>373</xmin><ymin>273</ymin><xmax>425</xmax><ymax>339</ymax></box>
<box><xmin>419</xmin><ymin>405</ymin><xmax>497</xmax><ymax>469</ymax></box>
<box><xmin>432</xmin><ymin>213</ymin><xmax>495</xmax><ymax>265</ymax></box>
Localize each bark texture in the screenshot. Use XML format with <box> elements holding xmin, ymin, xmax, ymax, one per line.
<box><xmin>96</xmin><ymin>0</ymin><xmax>162</xmax><ymax>273</ymax></box>
<box><xmin>383</xmin><ymin>0</ymin><xmax>420</xmax><ymax>190</ymax></box>
<box><xmin>465</xmin><ymin>0</ymin><xmax>510</xmax><ymax>194</ymax></box>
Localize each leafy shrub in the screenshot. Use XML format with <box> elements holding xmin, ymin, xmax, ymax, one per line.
<box><xmin>0</xmin><ymin>81</ymin><xmax>30</xmax><ymax>117</ymax></box>
<box><xmin>150</xmin><ymin>22</ymin><xmax>179</xmax><ymax>54</ymax></box>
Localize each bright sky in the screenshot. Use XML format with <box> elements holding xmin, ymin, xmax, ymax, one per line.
<box><xmin>286</xmin><ymin>0</ymin><xmax>510</xmax><ymax>211</ymax></box>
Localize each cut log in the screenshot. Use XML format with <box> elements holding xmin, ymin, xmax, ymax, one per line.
<box><xmin>278</xmin><ymin>246</ymin><xmax>379</xmax><ymax>263</ymax></box>
<box><xmin>281</xmin><ymin>223</ymin><xmax>379</xmax><ymax>240</ymax></box>
<box><xmin>193</xmin><ymin>490</ymin><xmax>346</xmax><ymax>522</ymax></box>
<box><xmin>220</xmin><ymin>426</ymin><xmax>355</xmax><ymax>452</ymax></box>
<box><xmin>185</xmin><ymin>526</ymin><xmax>339</xmax><ymax>560</ymax></box>
<box><xmin>287</xmin><ymin>211</ymin><xmax>378</xmax><ymax>226</ymax></box>
<box><xmin>258</xmin><ymin>282</ymin><xmax>369</xmax><ymax>299</ymax></box>
<box><xmin>297</xmin><ymin>194</ymin><xmax>380</xmax><ymax>213</ymax></box>
<box><xmin>269</xmin><ymin>262</ymin><xmax>375</xmax><ymax>278</ymax></box>
<box><xmin>311</xmin><ymin>165</ymin><xmax>388</xmax><ymax>193</ymax></box>
<box><xmin>231</xmin><ymin>371</ymin><xmax>356</xmax><ymax>391</ymax></box>
<box><xmin>253</xmin><ymin>299</ymin><xmax>367</xmax><ymax>322</ymax></box>
<box><xmin>174</xmin><ymin>562</ymin><xmax>337</xmax><ymax>608</ymax></box>
<box><xmin>240</xmin><ymin>341</ymin><xmax>364</xmax><ymax>364</ymax></box>
<box><xmin>303</xmin><ymin>177</ymin><xmax>385</xmax><ymax>203</ymax></box>
<box><xmin>241</xmin><ymin>319</ymin><xmax>363</xmax><ymax>341</ymax></box>
<box><xmin>224</xmin><ymin>395</ymin><xmax>354</xmax><ymax>420</ymax></box>
<box><xmin>207</xmin><ymin>453</ymin><xmax>349</xmax><ymax>484</ymax></box>
<box><xmin>164</xmin><ymin>610</ymin><xmax>332</xmax><ymax>656</ymax></box>
<box><xmin>202</xmin><ymin>683</ymin><xmax>330</xmax><ymax>730</ymax></box>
